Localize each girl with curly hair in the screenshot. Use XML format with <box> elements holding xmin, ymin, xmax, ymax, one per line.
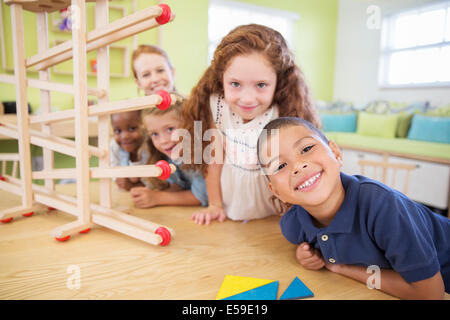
<box><xmin>182</xmin><ymin>24</ymin><xmax>320</xmax><ymax>224</ymax></box>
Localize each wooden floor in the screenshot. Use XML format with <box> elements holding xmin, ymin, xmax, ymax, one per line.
<box><xmin>0</xmin><ymin>182</ymin><xmax>447</xmax><ymax>300</ymax></box>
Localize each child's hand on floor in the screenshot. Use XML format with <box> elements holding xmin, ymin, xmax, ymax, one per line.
<box><xmin>296</xmin><ymin>242</ymin><xmax>325</xmax><ymax>270</ymax></box>
<box><xmin>130</xmin><ymin>187</ymin><xmax>160</xmax><ymax>208</ymax></box>
<box><xmin>191</xmin><ymin>204</ymin><xmax>226</xmax><ymax>225</ymax></box>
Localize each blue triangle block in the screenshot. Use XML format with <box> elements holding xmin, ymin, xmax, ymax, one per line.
<box><xmin>279</xmin><ymin>277</ymin><xmax>314</xmax><ymax>300</ymax></box>
<box><xmin>223</xmin><ymin>281</ymin><xmax>279</xmax><ymax>300</ymax></box>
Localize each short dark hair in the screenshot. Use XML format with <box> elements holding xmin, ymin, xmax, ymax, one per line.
<box><xmin>257</xmin><ymin>116</ymin><xmax>329</xmax><ymax>170</ymax></box>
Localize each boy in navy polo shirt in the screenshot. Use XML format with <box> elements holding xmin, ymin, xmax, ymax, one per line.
<box><xmin>257</xmin><ymin>117</ymin><xmax>450</xmax><ymax>299</ymax></box>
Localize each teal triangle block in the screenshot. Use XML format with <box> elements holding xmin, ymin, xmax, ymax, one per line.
<box><xmin>223</xmin><ymin>281</ymin><xmax>279</xmax><ymax>300</ymax></box>
<box><xmin>279</xmin><ymin>277</ymin><xmax>314</xmax><ymax>300</ymax></box>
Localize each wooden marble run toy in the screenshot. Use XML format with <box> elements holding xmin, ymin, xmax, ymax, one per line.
<box><xmin>0</xmin><ymin>0</ymin><xmax>175</xmax><ymax>246</ymax></box>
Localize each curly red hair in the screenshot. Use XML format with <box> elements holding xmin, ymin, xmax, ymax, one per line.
<box><xmin>182</xmin><ymin>24</ymin><xmax>320</xmax><ymax>174</ymax></box>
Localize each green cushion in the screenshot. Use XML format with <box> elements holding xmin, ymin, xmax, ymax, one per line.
<box><xmin>357</xmin><ymin>112</ymin><xmax>399</xmax><ymax>138</ymax></box>
<box><xmin>359</xmin><ymin>100</ymin><xmax>429</xmax><ymax>138</ymax></box>
<box><xmin>396</xmin><ymin>113</ymin><xmax>414</xmax><ymax>138</ymax></box>
<box><xmin>325</xmin><ymin>132</ymin><xmax>450</xmax><ymax>160</ymax></box>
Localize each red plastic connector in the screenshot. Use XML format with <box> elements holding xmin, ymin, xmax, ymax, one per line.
<box><xmin>22</xmin><ymin>212</ymin><xmax>34</xmax><ymax>217</ymax></box>
<box><xmin>155</xmin><ymin>90</ymin><xmax>171</xmax><ymax>110</ymax></box>
<box><xmin>55</xmin><ymin>235</ymin><xmax>71</xmax><ymax>242</ymax></box>
<box><xmin>155</xmin><ymin>227</ymin><xmax>171</xmax><ymax>246</ymax></box>
<box><xmin>156</xmin><ymin>160</ymin><xmax>171</xmax><ymax>180</ymax></box>
<box><xmin>155</xmin><ymin>4</ymin><xmax>172</xmax><ymax>25</ymax></box>
<box><xmin>1</xmin><ymin>217</ymin><xmax>13</xmax><ymax>223</ymax></box>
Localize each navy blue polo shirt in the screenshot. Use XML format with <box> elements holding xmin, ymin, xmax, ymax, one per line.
<box><xmin>281</xmin><ymin>172</ymin><xmax>450</xmax><ymax>293</ymax></box>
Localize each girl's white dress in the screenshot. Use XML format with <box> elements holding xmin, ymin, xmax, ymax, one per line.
<box><xmin>209</xmin><ymin>94</ymin><xmax>279</xmax><ymax>221</ymax></box>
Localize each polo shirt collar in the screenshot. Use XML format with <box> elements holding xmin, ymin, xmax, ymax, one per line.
<box><xmin>295</xmin><ymin>172</ymin><xmax>359</xmax><ymax>237</ymax></box>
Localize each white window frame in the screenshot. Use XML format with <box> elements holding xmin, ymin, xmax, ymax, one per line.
<box><xmin>208</xmin><ymin>0</ymin><xmax>299</xmax><ymax>63</ymax></box>
<box><xmin>379</xmin><ymin>1</ymin><xmax>450</xmax><ymax>89</ymax></box>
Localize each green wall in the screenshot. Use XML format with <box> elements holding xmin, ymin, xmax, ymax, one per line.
<box><xmin>161</xmin><ymin>0</ymin><xmax>338</xmax><ymax>100</ymax></box>
<box><xmin>161</xmin><ymin>0</ymin><xmax>210</xmax><ymax>96</ymax></box>
<box><xmin>237</xmin><ymin>0</ymin><xmax>338</xmax><ymax>101</ymax></box>
<box><xmin>0</xmin><ymin>0</ymin><xmax>337</xmax><ymax>112</ymax></box>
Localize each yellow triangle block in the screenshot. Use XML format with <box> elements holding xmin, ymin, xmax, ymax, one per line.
<box><xmin>216</xmin><ymin>275</ymin><xmax>276</xmax><ymax>300</ymax></box>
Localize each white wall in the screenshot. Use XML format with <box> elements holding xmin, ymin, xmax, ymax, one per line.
<box><xmin>333</xmin><ymin>0</ymin><xmax>450</xmax><ymax>107</ymax></box>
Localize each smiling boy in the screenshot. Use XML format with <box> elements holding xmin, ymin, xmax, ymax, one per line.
<box><xmin>257</xmin><ymin>117</ymin><xmax>450</xmax><ymax>299</ymax></box>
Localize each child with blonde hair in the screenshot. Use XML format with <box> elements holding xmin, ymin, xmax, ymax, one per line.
<box><xmin>182</xmin><ymin>24</ymin><xmax>320</xmax><ymax>224</ymax></box>
<box><xmin>130</xmin><ymin>96</ymin><xmax>208</xmax><ymax>208</ymax></box>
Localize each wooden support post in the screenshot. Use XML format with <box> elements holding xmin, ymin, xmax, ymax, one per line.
<box><xmin>72</xmin><ymin>0</ymin><xmax>90</xmax><ymax>225</ymax></box>
<box><xmin>10</xmin><ymin>4</ymin><xmax>33</xmax><ymax>210</ymax></box>
<box><xmin>32</xmin><ymin>163</ymin><xmax>176</xmax><ymax>180</ymax></box>
<box><xmin>0</xmin><ymin>153</ymin><xmax>20</xmax><ymax>162</ymax></box>
<box><xmin>1</xmin><ymin>1</ymin><xmax>176</xmax><ymax>246</ymax></box>
<box><xmin>90</xmin><ymin>164</ymin><xmax>176</xmax><ymax>178</ymax></box>
<box><xmin>29</xmin><ymin>93</ymin><xmax>174</xmax><ymax>125</ymax></box>
<box><xmin>92</xmin><ymin>213</ymin><xmax>163</xmax><ymax>246</ymax></box>
<box><xmin>0</xmin><ymin>205</ymin><xmax>34</xmax><ymax>221</ymax></box>
<box><xmin>29</xmin><ymin>109</ymin><xmax>75</xmax><ymax>124</ymax></box>
<box><xmin>91</xmin><ymin>204</ymin><xmax>176</xmax><ymax>236</ymax></box>
<box><xmin>30</xmin><ymin>133</ymin><xmax>105</xmax><ymax>158</ymax></box>
<box><xmin>88</xmin><ymin>5</ymin><xmax>162</xmax><ymax>43</ymax></box>
<box><xmin>32</xmin><ymin>168</ymin><xmax>77</xmax><ymax>180</ymax></box>
<box><xmin>27</xmin><ymin>124</ymin><xmax>106</xmax><ymax>158</ymax></box>
<box><xmin>35</xmin><ymin>192</ymin><xmax>79</xmax><ymax>216</ymax></box>
<box><xmin>87</xmin><ymin>94</ymin><xmax>164</xmax><ymax>116</ymax></box>
<box><xmin>51</xmin><ymin>220</ymin><xmax>92</xmax><ymax>239</ymax></box>
<box><xmin>37</xmin><ymin>11</ymin><xmax>54</xmax><ymax>191</ymax></box>
<box><xmin>12</xmin><ymin>160</ymin><xmax>18</xmax><ymax>178</ymax></box>
<box><xmin>24</xmin><ymin>179</ymin><xmax>176</xmax><ymax>238</ymax></box>
<box><xmin>96</xmin><ymin>0</ymin><xmax>112</xmax><ymax>209</ymax></box>
<box><xmin>29</xmin><ymin>78</ymin><xmax>72</xmax><ymax>94</ymax></box>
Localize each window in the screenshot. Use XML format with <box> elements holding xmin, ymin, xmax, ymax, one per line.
<box><xmin>379</xmin><ymin>2</ymin><xmax>450</xmax><ymax>87</ymax></box>
<box><xmin>208</xmin><ymin>0</ymin><xmax>299</xmax><ymax>62</ymax></box>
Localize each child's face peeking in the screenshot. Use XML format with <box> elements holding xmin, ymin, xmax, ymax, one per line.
<box><xmin>223</xmin><ymin>52</ymin><xmax>277</xmax><ymax>123</ymax></box>
<box><xmin>143</xmin><ymin>111</ymin><xmax>182</xmax><ymax>159</ymax></box>
<box><xmin>260</xmin><ymin>125</ymin><xmax>343</xmax><ymax>210</ymax></box>
<box><xmin>134</xmin><ymin>53</ymin><xmax>175</xmax><ymax>95</ymax></box>
<box><xmin>111</xmin><ymin>111</ymin><xmax>144</xmax><ymax>154</ymax></box>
